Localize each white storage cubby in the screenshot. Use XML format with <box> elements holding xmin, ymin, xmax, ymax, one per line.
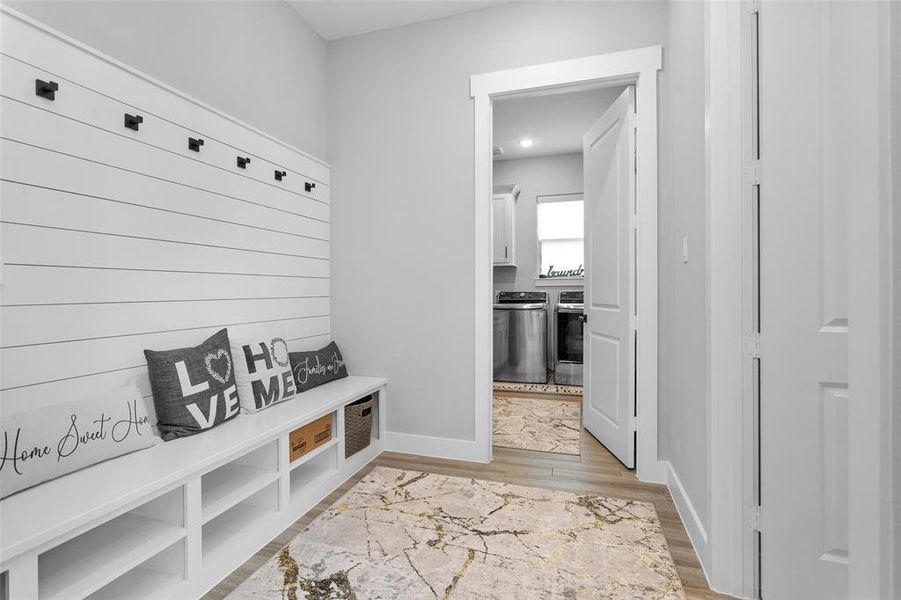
<box><xmin>201</xmin><ymin>440</ymin><xmax>279</xmax><ymax>523</ymax></box>
<box><xmin>202</xmin><ymin>482</ymin><xmax>279</xmax><ymax>566</ymax></box>
<box><xmin>36</xmin><ymin>486</ymin><xmax>185</xmax><ymax>600</ymax></box>
<box><xmin>84</xmin><ymin>539</ymin><xmax>185</xmax><ymax>600</ymax></box>
<box><xmin>290</xmin><ymin>442</ymin><xmax>340</xmax><ymax>503</ymax></box>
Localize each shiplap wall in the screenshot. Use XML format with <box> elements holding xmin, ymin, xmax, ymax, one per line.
<box><xmin>0</xmin><ymin>8</ymin><xmax>331</xmax><ymax>415</ymax></box>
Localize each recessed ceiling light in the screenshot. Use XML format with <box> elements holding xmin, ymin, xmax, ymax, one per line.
<box><xmin>519</xmin><ymin>138</ymin><xmax>534</xmax><ymax>148</ymax></box>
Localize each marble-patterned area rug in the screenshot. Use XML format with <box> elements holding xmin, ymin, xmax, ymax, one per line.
<box><xmin>228</xmin><ymin>467</ymin><xmax>684</xmax><ymax>600</ymax></box>
<box><xmin>493</xmin><ymin>380</ymin><xmax>583</xmax><ymax>397</ymax></box>
<box><xmin>492</xmin><ymin>396</ymin><xmax>582</xmax><ymax>456</ymax></box>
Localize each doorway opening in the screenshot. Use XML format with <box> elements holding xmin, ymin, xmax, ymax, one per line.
<box><xmin>471</xmin><ymin>47</ymin><xmax>664</xmax><ymax>483</ymax></box>
<box><xmin>490</xmin><ymin>85</ymin><xmax>629</xmax><ymax>461</ymax></box>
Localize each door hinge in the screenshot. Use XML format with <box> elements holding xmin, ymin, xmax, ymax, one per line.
<box><xmin>504</xmin><ymin>245</ymin><xmax>508</xmax><ymax>258</ymax></box>
<box><xmin>745</xmin><ymin>505</ymin><xmax>762</xmax><ymax>531</ymax></box>
<box><xmin>744</xmin><ymin>332</ymin><xmax>761</xmax><ymax>359</ymax></box>
<box><xmin>743</xmin><ymin>159</ymin><xmax>761</xmax><ymax>185</ymax></box>
<box><xmin>630</xmin><ymin>112</ymin><xmax>638</xmax><ymax>130</ymax></box>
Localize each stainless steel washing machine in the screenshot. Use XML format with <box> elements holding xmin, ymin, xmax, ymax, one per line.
<box><xmin>493</xmin><ymin>291</ymin><xmax>548</xmax><ymax>384</ymax></box>
<box><xmin>555</xmin><ymin>290</ymin><xmax>584</xmax><ymax>386</ymax></box>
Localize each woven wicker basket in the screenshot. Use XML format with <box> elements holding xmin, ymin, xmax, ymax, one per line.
<box><xmin>344</xmin><ymin>395</ymin><xmax>374</xmax><ymax>458</ymax></box>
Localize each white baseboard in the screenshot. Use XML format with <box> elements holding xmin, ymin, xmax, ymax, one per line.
<box><xmin>663</xmin><ymin>460</ymin><xmax>712</xmax><ymax>582</ymax></box>
<box><xmin>383</xmin><ymin>431</ymin><xmax>487</xmax><ymax>463</ymax></box>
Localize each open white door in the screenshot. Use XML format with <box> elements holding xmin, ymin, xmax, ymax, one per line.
<box><xmin>581</xmin><ymin>87</ymin><xmax>636</xmax><ymax>468</ymax></box>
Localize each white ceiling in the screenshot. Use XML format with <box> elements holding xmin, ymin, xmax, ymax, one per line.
<box><xmin>493</xmin><ymin>86</ymin><xmax>626</xmax><ymax>161</ymax></box>
<box><xmin>286</xmin><ymin>0</ymin><xmax>512</xmax><ymax>41</ymax></box>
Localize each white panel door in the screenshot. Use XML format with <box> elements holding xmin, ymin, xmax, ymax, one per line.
<box><xmin>760</xmin><ymin>2</ymin><xmax>849</xmax><ymax>597</ymax></box>
<box><xmin>581</xmin><ymin>87</ymin><xmax>636</xmax><ymax>468</ymax></box>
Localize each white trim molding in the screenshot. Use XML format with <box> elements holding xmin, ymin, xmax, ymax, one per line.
<box><xmin>705</xmin><ymin>0</ymin><xmax>755</xmax><ymax>598</ymax></box>
<box><xmin>383</xmin><ymin>431</ymin><xmax>484</xmax><ymax>463</ymax></box>
<box><xmin>846</xmin><ymin>2</ymin><xmax>895</xmax><ymax>597</ymax></box>
<box><xmin>664</xmin><ymin>460</ymin><xmax>711</xmax><ymax>582</ymax></box>
<box><xmin>470</xmin><ymin>47</ymin><xmax>665</xmax><ymax>483</ymax></box>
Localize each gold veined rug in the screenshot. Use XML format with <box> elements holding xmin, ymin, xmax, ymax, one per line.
<box><xmin>228</xmin><ymin>467</ymin><xmax>685</xmax><ymax>600</ymax></box>
<box><xmin>492</xmin><ymin>380</ymin><xmax>583</xmax><ymax>397</ymax></box>
<box><xmin>492</xmin><ymin>395</ymin><xmax>581</xmax><ymax>456</ymax></box>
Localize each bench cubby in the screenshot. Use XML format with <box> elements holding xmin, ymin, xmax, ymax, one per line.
<box><xmin>1</xmin><ymin>376</ymin><xmax>388</xmax><ymax>599</ymax></box>
<box><xmin>201</xmin><ymin>440</ymin><xmax>279</xmax><ymax>524</ymax></box>
<box><xmin>37</xmin><ymin>487</ymin><xmax>185</xmax><ymax>600</ymax></box>
<box><xmin>84</xmin><ymin>539</ymin><xmax>185</xmax><ymax>600</ymax></box>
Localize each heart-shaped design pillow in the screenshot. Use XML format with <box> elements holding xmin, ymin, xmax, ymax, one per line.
<box><xmin>270</xmin><ymin>337</ymin><xmax>290</xmax><ymax>368</ymax></box>
<box><xmin>205</xmin><ymin>348</ymin><xmax>232</xmax><ymax>384</ymax></box>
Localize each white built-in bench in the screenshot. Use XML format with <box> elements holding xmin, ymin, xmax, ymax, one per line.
<box><xmin>0</xmin><ymin>376</ymin><xmax>387</xmax><ymax>600</ymax></box>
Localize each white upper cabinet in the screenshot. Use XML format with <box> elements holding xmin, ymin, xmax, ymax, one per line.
<box><xmin>492</xmin><ymin>184</ymin><xmax>519</xmax><ymax>266</ymax></box>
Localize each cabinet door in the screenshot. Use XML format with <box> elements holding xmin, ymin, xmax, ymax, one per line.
<box><xmin>492</xmin><ymin>195</ymin><xmax>508</xmax><ymax>264</ymax></box>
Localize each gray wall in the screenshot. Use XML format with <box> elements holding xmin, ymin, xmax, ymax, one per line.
<box><xmin>4</xmin><ymin>0</ymin><xmax>329</xmax><ymax>158</ymax></box>
<box><xmin>657</xmin><ymin>0</ymin><xmax>709</xmax><ymax>529</ymax></box>
<box><xmin>493</xmin><ymin>152</ymin><xmax>584</xmax><ymax>371</ymax></box>
<box><xmin>328</xmin><ymin>1</ymin><xmax>668</xmax><ymax>441</ymax></box>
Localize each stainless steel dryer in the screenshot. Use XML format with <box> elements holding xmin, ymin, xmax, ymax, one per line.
<box><xmin>493</xmin><ymin>291</ymin><xmax>548</xmax><ymax>384</ymax></box>
<box><xmin>555</xmin><ymin>290</ymin><xmax>584</xmax><ymax>386</ymax></box>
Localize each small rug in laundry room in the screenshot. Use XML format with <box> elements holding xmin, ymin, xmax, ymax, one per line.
<box><xmin>493</xmin><ymin>395</ymin><xmax>581</xmax><ymax>455</ymax></box>
<box><xmin>492</xmin><ymin>380</ymin><xmax>583</xmax><ymax>397</ymax></box>
<box><xmin>227</xmin><ymin>467</ymin><xmax>685</xmax><ymax>600</ymax></box>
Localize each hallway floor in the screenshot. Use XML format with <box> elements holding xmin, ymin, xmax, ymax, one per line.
<box><xmin>207</xmin><ymin>393</ymin><xmax>730</xmax><ymax>600</ymax></box>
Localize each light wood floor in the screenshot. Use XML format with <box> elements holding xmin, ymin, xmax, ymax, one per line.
<box><xmin>206</xmin><ymin>392</ymin><xmax>730</xmax><ymax>600</ymax></box>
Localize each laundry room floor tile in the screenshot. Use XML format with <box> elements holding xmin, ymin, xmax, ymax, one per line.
<box><xmin>493</xmin><ymin>395</ymin><xmax>581</xmax><ymax>456</ymax></box>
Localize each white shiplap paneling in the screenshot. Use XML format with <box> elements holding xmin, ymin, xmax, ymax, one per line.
<box><xmin>0</xmin><ymin>11</ymin><xmax>331</xmax><ymax>414</ymax></box>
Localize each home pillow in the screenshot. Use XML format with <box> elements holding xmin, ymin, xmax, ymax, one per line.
<box><xmin>289</xmin><ymin>341</ymin><xmax>348</xmax><ymax>393</ymax></box>
<box><xmin>231</xmin><ymin>328</ymin><xmax>297</xmax><ymax>413</ymax></box>
<box><xmin>0</xmin><ymin>381</ymin><xmax>160</xmax><ymax>499</ymax></box>
<box><xmin>144</xmin><ymin>328</ymin><xmax>240</xmax><ymax>441</ymax></box>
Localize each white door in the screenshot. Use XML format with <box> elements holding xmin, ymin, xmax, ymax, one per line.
<box><xmin>759</xmin><ymin>2</ymin><xmax>849</xmax><ymax>596</ymax></box>
<box><xmin>581</xmin><ymin>87</ymin><xmax>636</xmax><ymax>468</ymax></box>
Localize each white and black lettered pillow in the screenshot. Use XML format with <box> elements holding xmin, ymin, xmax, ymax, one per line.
<box><xmin>0</xmin><ymin>381</ymin><xmax>160</xmax><ymax>499</ymax></box>
<box><xmin>144</xmin><ymin>328</ymin><xmax>240</xmax><ymax>441</ymax></box>
<box><xmin>231</xmin><ymin>328</ymin><xmax>297</xmax><ymax>413</ymax></box>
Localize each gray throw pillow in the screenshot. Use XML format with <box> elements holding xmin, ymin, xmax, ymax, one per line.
<box><xmin>144</xmin><ymin>328</ymin><xmax>240</xmax><ymax>441</ymax></box>
<box><xmin>289</xmin><ymin>341</ymin><xmax>348</xmax><ymax>393</ymax></box>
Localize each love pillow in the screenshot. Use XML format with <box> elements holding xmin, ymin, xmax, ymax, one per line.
<box><xmin>0</xmin><ymin>381</ymin><xmax>160</xmax><ymax>499</ymax></box>
<box><xmin>144</xmin><ymin>328</ymin><xmax>240</xmax><ymax>441</ymax></box>
<box><xmin>231</xmin><ymin>328</ymin><xmax>297</xmax><ymax>413</ymax></box>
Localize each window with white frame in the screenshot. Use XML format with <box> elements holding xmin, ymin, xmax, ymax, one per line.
<box><xmin>536</xmin><ymin>194</ymin><xmax>584</xmax><ymax>279</ymax></box>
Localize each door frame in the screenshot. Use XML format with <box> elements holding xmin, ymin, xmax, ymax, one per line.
<box><xmin>470</xmin><ymin>46</ymin><xmax>665</xmax><ymax>483</ymax></box>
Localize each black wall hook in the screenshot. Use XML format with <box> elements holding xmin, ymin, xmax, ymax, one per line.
<box><xmin>35</xmin><ymin>79</ymin><xmax>59</xmax><ymax>100</ymax></box>
<box><xmin>274</xmin><ymin>170</ymin><xmax>287</xmax><ymax>181</ymax></box>
<box><xmin>237</xmin><ymin>156</ymin><xmax>251</xmax><ymax>169</ymax></box>
<box><xmin>124</xmin><ymin>114</ymin><xmax>144</xmax><ymax>131</ymax></box>
<box><xmin>188</xmin><ymin>137</ymin><xmax>204</xmax><ymax>152</ymax></box>
<box><xmin>305</xmin><ymin>182</ymin><xmax>316</xmax><ymax>193</ymax></box>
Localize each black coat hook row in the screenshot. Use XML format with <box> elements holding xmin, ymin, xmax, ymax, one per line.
<box><xmin>237</xmin><ymin>156</ymin><xmax>251</xmax><ymax>169</ymax></box>
<box><xmin>35</xmin><ymin>79</ymin><xmax>58</xmax><ymax>100</ymax></box>
<box><xmin>274</xmin><ymin>170</ymin><xmax>287</xmax><ymax>181</ymax></box>
<box><xmin>188</xmin><ymin>137</ymin><xmax>204</xmax><ymax>152</ymax></box>
<box><xmin>305</xmin><ymin>182</ymin><xmax>316</xmax><ymax>193</ymax></box>
<box><xmin>124</xmin><ymin>114</ymin><xmax>144</xmax><ymax>131</ymax></box>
